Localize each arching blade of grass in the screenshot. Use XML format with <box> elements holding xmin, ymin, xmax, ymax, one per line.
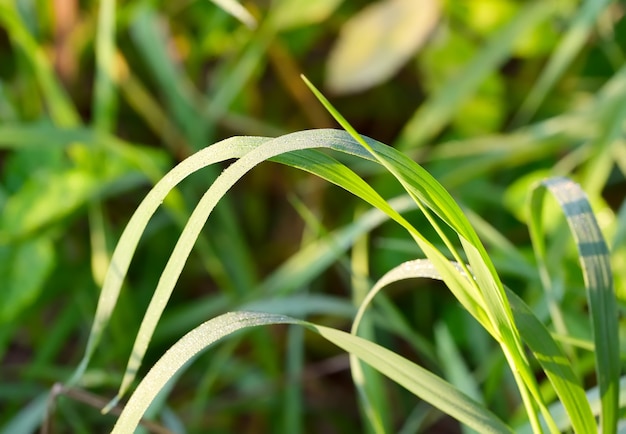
<box><xmin>513</xmin><ymin>0</ymin><xmax>612</xmax><ymax>124</ymax></box>
<box><xmin>105</xmin><ymin>127</ymin><xmax>510</xmax><ymax>411</ymax></box>
<box><xmin>528</xmin><ymin>177</ymin><xmax>619</xmax><ymax>434</ymax></box>
<box><xmin>68</xmin><ymin>135</ymin><xmax>269</xmax><ymax>390</ymax></box>
<box><xmin>351</xmin><ymin>258</ymin><xmax>596</xmax><ymax>434</ymax></box>
<box><xmin>110</xmin><ymin>311</ymin><xmax>513</xmax><ymax>434</ymax></box>
<box><xmin>303</xmin><ymin>75</ymin><xmax>555</xmax><ymax>433</ymax></box>
<box><xmin>103</xmin><ymin>129</ymin><xmax>413</xmax><ymax>407</ymax></box>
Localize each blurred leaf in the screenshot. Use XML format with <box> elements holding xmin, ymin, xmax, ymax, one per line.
<box><xmin>514</xmin><ymin>0</ymin><xmax>612</xmax><ymax>123</ymax></box>
<box><xmin>326</xmin><ymin>0</ymin><xmax>440</xmax><ymax>94</ymax></box>
<box><xmin>394</xmin><ymin>1</ymin><xmax>554</xmax><ymax>150</ymax></box>
<box><xmin>270</xmin><ymin>0</ymin><xmax>345</xmax><ymax>30</ymax></box>
<box><xmin>0</xmin><ymin>239</ymin><xmax>54</xmax><ymax>323</ymax></box>
<box><xmin>0</xmin><ymin>166</ymin><xmax>145</xmax><ymax>242</ymax></box>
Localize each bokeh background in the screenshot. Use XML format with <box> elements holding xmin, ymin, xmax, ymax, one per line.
<box><xmin>1</xmin><ymin>0</ymin><xmax>626</xmax><ymax>432</ymax></box>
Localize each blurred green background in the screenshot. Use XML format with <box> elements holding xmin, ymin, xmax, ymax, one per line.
<box><xmin>1</xmin><ymin>0</ymin><xmax>626</xmax><ymax>432</ymax></box>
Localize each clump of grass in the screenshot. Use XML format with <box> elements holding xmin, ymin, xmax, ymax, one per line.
<box><xmin>1</xmin><ymin>1</ymin><xmax>625</xmax><ymax>433</ymax></box>
<box><xmin>59</xmin><ymin>77</ymin><xmax>617</xmax><ymax>434</ymax></box>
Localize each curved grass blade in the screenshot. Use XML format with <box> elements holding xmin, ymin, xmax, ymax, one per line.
<box><xmin>105</xmin><ymin>129</ymin><xmax>423</xmax><ymax>407</ymax></box>
<box><xmin>528</xmin><ymin>176</ymin><xmax>619</xmax><ymax>434</ymax></box>
<box><xmin>110</xmin><ymin>311</ymin><xmax>513</xmax><ymax>434</ymax></box>
<box><xmin>68</xmin><ymin>135</ymin><xmax>270</xmax><ymax>388</ymax></box>
<box><xmin>351</xmin><ymin>259</ymin><xmax>596</xmax><ymax>434</ymax></box>
<box><xmin>302</xmin><ymin>75</ymin><xmax>556</xmax><ymax>432</ymax></box>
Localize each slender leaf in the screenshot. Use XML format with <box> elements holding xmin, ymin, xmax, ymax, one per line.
<box><xmin>111</xmin><ymin>311</ymin><xmax>513</xmax><ymax>434</ymax></box>
<box><xmin>528</xmin><ymin>176</ymin><xmax>619</xmax><ymax>434</ymax></box>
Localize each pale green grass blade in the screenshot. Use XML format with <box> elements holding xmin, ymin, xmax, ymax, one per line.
<box><xmin>514</xmin><ymin>0</ymin><xmax>612</xmax><ymax>124</ymax></box>
<box><xmin>108</xmin><ymin>130</ymin><xmax>405</xmax><ymax>405</ymax></box>
<box><xmin>352</xmin><ymin>259</ymin><xmax>596</xmax><ymax>434</ymax></box>
<box><xmin>528</xmin><ymin>176</ymin><xmax>619</xmax><ymax>434</ymax></box>
<box><xmin>68</xmin><ymin>136</ymin><xmax>269</xmax><ymax>388</ymax></box>
<box><xmin>393</xmin><ymin>1</ymin><xmax>554</xmax><ymax>151</ymax></box>
<box><xmin>209</xmin><ymin>0</ymin><xmax>257</xmax><ymax>29</ymax></box>
<box><xmin>303</xmin><ymin>75</ymin><xmax>555</xmax><ymax>432</ymax></box>
<box><xmin>104</xmin><ymin>127</ymin><xmax>491</xmax><ymax>410</ymax></box>
<box><xmin>111</xmin><ymin>311</ymin><xmax>513</xmax><ymax>434</ymax></box>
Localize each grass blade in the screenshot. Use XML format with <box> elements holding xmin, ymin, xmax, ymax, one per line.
<box><xmin>352</xmin><ymin>258</ymin><xmax>596</xmax><ymax>434</ymax></box>
<box><xmin>110</xmin><ymin>311</ymin><xmax>513</xmax><ymax>434</ymax></box>
<box><xmin>528</xmin><ymin>176</ymin><xmax>619</xmax><ymax>434</ymax></box>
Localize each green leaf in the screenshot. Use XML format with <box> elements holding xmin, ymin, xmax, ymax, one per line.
<box><xmin>111</xmin><ymin>311</ymin><xmax>513</xmax><ymax>434</ymax></box>
<box><xmin>528</xmin><ymin>176</ymin><xmax>619</xmax><ymax>434</ymax></box>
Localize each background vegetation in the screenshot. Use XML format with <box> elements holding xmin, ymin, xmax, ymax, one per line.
<box><xmin>1</xmin><ymin>0</ymin><xmax>625</xmax><ymax>432</ymax></box>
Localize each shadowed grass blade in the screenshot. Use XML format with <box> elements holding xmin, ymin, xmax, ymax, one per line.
<box><xmin>528</xmin><ymin>176</ymin><xmax>618</xmax><ymax>434</ymax></box>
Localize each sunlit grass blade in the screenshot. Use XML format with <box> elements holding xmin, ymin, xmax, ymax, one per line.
<box><xmin>68</xmin><ymin>136</ymin><xmax>269</xmax><ymax>389</ymax></box>
<box><xmin>513</xmin><ymin>0</ymin><xmax>611</xmax><ymax>124</ymax></box>
<box><xmin>111</xmin><ymin>311</ymin><xmax>514</xmax><ymax>434</ymax></box>
<box><xmin>107</xmin><ymin>129</ymin><xmax>410</xmax><ymax>406</ymax></box>
<box><xmin>302</xmin><ymin>75</ymin><xmax>555</xmax><ymax>432</ymax></box>
<box><xmin>393</xmin><ymin>1</ymin><xmax>555</xmax><ymax>151</ymax></box>
<box><xmin>528</xmin><ymin>176</ymin><xmax>619</xmax><ymax>434</ymax></box>
<box><xmin>209</xmin><ymin>0</ymin><xmax>257</xmax><ymax>29</ymax></box>
<box><xmin>352</xmin><ymin>258</ymin><xmax>596</xmax><ymax>434</ymax></box>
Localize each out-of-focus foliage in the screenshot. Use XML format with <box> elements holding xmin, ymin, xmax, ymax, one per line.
<box><xmin>0</xmin><ymin>0</ymin><xmax>625</xmax><ymax>432</ymax></box>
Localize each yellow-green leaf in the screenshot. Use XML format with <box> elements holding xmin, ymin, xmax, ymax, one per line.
<box><xmin>326</xmin><ymin>0</ymin><xmax>440</xmax><ymax>94</ymax></box>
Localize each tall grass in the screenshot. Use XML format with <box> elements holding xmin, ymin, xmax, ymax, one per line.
<box><xmin>0</xmin><ymin>1</ymin><xmax>624</xmax><ymax>433</ymax></box>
